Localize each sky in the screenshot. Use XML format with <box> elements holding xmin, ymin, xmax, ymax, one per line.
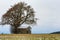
<box><xmin>0</xmin><ymin>0</ymin><xmax>60</xmax><ymax>34</ymax></box>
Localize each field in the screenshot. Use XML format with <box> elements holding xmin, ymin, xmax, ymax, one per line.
<box><xmin>0</xmin><ymin>34</ymin><xmax>60</xmax><ymax>40</ymax></box>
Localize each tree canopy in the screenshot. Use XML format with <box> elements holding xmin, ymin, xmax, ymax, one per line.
<box><xmin>1</xmin><ymin>2</ymin><xmax>37</xmax><ymax>34</ymax></box>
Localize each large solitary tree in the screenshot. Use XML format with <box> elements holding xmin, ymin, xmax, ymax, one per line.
<box><xmin>1</xmin><ymin>2</ymin><xmax>37</xmax><ymax>34</ymax></box>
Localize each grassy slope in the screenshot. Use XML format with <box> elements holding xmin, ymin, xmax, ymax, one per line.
<box><xmin>0</xmin><ymin>34</ymin><xmax>60</xmax><ymax>40</ymax></box>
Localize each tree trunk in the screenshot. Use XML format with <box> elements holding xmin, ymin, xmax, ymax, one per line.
<box><xmin>14</xmin><ymin>27</ymin><xmax>18</xmax><ymax>34</ymax></box>
<box><xmin>11</xmin><ymin>26</ymin><xmax>19</xmax><ymax>34</ymax></box>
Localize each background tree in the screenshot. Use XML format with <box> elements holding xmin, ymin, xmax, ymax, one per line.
<box><xmin>1</xmin><ymin>2</ymin><xmax>37</xmax><ymax>34</ymax></box>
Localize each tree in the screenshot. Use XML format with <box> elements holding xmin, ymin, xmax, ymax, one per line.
<box><xmin>1</xmin><ymin>2</ymin><xmax>37</xmax><ymax>34</ymax></box>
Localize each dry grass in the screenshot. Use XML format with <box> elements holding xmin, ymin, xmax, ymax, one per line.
<box><xmin>0</xmin><ymin>34</ymin><xmax>60</xmax><ymax>40</ymax></box>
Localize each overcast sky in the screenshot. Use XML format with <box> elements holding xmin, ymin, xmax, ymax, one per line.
<box><xmin>0</xmin><ymin>0</ymin><xmax>60</xmax><ymax>34</ymax></box>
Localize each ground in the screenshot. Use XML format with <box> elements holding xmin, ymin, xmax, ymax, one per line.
<box><xmin>0</xmin><ymin>34</ymin><xmax>60</xmax><ymax>40</ymax></box>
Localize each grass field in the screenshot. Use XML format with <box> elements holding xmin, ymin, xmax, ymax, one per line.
<box><xmin>0</xmin><ymin>34</ymin><xmax>60</xmax><ymax>40</ymax></box>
